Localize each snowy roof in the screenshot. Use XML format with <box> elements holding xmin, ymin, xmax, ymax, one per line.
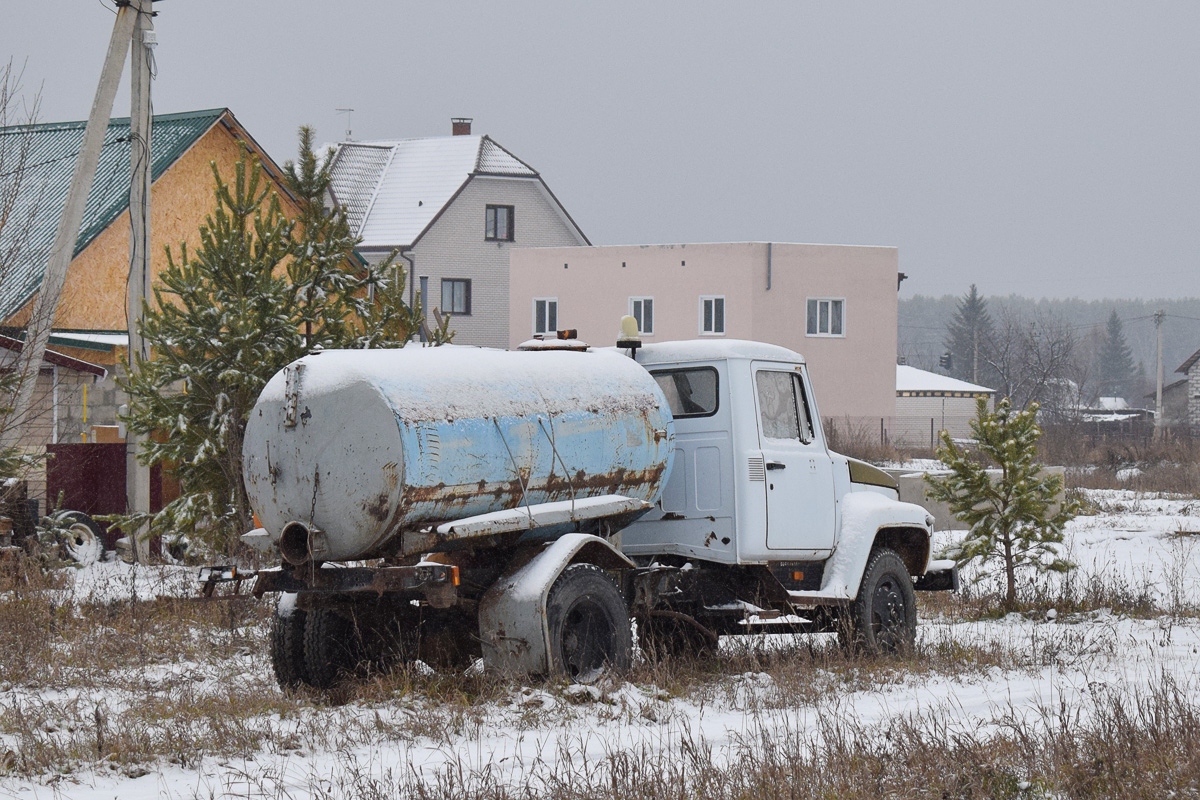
<box><xmin>1178</xmin><ymin>347</ymin><xmax>1200</xmax><ymax>374</ymax></box>
<box><xmin>633</xmin><ymin>339</ymin><xmax>804</xmax><ymax>366</ymax></box>
<box><xmin>326</xmin><ymin>134</ymin><xmax>580</xmax><ymax>249</ymax></box>
<box><xmin>896</xmin><ymin>365</ymin><xmax>993</xmax><ymax>395</ymax></box>
<box><xmin>1096</xmin><ymin>396</ymin><xmax>1130</xmax><ymax>411</ymax></box>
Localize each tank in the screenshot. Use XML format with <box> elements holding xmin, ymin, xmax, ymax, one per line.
<box><xmin>243</xmin><ymin>345</ymin><xmax>675</xmax><ymax>563</ymax></box>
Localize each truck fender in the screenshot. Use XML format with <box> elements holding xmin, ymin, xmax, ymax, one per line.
<box><xmin>819</xmin><ymin>492</ymin><xmax>933</xmax><ymax>601</ymax></box>
<box><xmin>478</xmin><ymin>532</ymin><xmax>634</xmax><ymax>676</ymax></box>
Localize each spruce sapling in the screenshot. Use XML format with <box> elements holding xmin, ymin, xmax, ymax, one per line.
<box><xmin>925</xmin><ymin>397</ymin><xmax>1080</xmax><ymax>608</ymax></box>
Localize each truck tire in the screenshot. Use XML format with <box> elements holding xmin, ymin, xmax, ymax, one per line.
<box><xmin>303</xmin><ymin>608</ymin><xmax>365</xmax><ymax>690</ymax></box>
<box><xmin>269</xmin><ymin>602</ymin><xmax>310</xmax><ymax>690</ymax></box>
<box><xmin>839</xmin><ymin>547</ymin><xmax>917</xmax><ymax>656</ymax></box>
<box><xmin>60</xmin><ymin>511</ymin><xmax>105</xmax><ymax>565</ymax></box>
<box><xmin>546</xmin><ymin>563</ymin><xmax>631</xmax><ymax>683</ymax></box>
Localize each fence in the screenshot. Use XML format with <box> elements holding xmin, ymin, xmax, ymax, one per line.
<box><xmin>826</xmin><ymin>414</ymin><xmax>1178</xmax><ymax>459</ymax></box>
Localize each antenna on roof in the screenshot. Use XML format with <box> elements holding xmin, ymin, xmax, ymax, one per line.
<box><xmin>336</xmin><ymin>108</ymin><xmax>354</xmax><ymax>141</ymax></box>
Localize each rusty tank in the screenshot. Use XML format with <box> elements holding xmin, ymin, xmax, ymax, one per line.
<box><xmin>242</xmin><ymin>345</ymin><xmax>675</xmax><ymax>563</ymax></box>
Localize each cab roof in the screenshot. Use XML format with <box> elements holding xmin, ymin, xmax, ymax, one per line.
<box><xmin>632</xmin><ymin>339</ymin><xmax>805</xmax><ymax>366</ymax></box>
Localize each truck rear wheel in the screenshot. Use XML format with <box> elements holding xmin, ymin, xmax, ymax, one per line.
<box><xmin>839</xmin><ymin>547</ymin><xmax>916</xmax><ymax>656</ymax></box>
<box><xmin>547</xmin><ymin>564</ymin><xmax>631</xmax><ymax>683</ymax></box>
<box><xmin>269</xmin><ymin>600</ymin><xmax>310</xmax><ymax>690</ymax></box>
<box><xmin>303</xmin><ymin>608</ymin><xmax>366</xmax><ymax>690</ymax></box>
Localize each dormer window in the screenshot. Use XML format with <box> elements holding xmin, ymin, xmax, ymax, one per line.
<box><xmin>486</xmin><ymin>205</ymin><xmax>514</xmax><ymax>241</ymax></box>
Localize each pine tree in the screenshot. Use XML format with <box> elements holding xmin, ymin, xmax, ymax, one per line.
<box><xmin>119</xmin><ymin>132</ymin><xmax>451</xmax><ymax>554</ymax></box>
<box><xmin>943</xmin><ymin>285</ymin><xmax>994</xmax><ymax>385</ymax></box>
<box><xmin>925</xmin><ymin>397</ymin><xmax>1080</xmax><ymax>608</ymax></box>
<box><xmin>1096</xmin><ymin>309</ymin><xmax>1136</xmax><ymax>401</ymax></box>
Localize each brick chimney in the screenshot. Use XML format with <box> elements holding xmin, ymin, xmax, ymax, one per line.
<box><xmin>452</xmin><ymin>117</ymin><xmax>472</xmax><ymax>136</ymax></box>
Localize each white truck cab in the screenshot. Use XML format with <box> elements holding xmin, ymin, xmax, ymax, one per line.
<box><xmin>625</xmin><ymin>340</ymin><xmax>934</xmax><ymax>596</ymax></box>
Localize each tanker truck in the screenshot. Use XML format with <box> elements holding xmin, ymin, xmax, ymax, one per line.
<box><xmin>233</xmin><ymin>334</ymin><xmax>956</xmax><ymax>689</ymax></box>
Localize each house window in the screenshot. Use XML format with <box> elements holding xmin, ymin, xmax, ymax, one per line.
<box><xmin>533</xmin><ymin>297</ymin><xmax>558</xmax><ymax>336</ymax></box>
<box><xmin>629</xmin><ymin>297</ymin><xmax>654</xmax><ymax>336</ymax></box>
<box><xmin>485</xmin><ymin>205</ymin><xmax>514</xmax><ymax>241</ymax></box>
<box><xmin>441</xmin><ymin>278</ymin><xmax>471</xmax><ymax>315</ymax></box>
<box><xmin>806</xmin><ymin>298</ymin><xmax>844</xmax><ymax>337</ymax></box>
<box><xmin>700</xmin><ymin>296</ymin><xmax>725</xmax><ymax>335</ymax></box>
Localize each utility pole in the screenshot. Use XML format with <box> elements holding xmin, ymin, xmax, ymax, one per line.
<box><xmin>1154</xmin><ymin>310</ymin><xmax>1166</xmax><ymax>439</ymax></box>
<box><xmin>127</xmin><ymin>0</ymin><xmax>155</xmax><ymax>562</ymax></box>
<box><xmin>0</xmin><ymin>3</ymin><xmax>138</xmax><ymax>453</ymax></box>
<box><xmin>972</xmin><ymin>327</ymin><xmax>978</xmax><ymax>385</ymax></box>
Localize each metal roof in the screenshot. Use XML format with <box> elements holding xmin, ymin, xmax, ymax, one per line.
<box><xmin>896</xmin><ymin>365</ymin><xmax>994</xmax><ymax>394</ymax></box>
<box><xmin>327</xmin><ymin>134</ymin><xmax>543</xmax><ymax>249</ymax></box>
<box><xmin>0</xmin><ymin>108</ymin><xmax>226</xmax><ymax>321</ymax></box>
<box><xmin>0</xmin><ymin>333</ymin><xmax>106</xmax><ymax>376</ymax></box>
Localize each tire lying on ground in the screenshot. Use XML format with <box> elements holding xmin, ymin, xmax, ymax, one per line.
<box><xmin>546</xmin><ymin>563</ymin><xmax>632</xmax><ymax>683</ymax></box>
<box><xmin>838</xmin><ymin>547</ymin><xmax>917</xmax><ymax>656</ymax></box>
<box><xmin>60</xmin><ymin>511</ymin><xmax>105</xmax><ymax>565</ymax></box>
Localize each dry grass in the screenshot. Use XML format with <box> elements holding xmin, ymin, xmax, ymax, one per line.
<box><xmin>2</xmin><ymin>555</ymin><xmax>1199</xmax><ymax>795</ymax></box>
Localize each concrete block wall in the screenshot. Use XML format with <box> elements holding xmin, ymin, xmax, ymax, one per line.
<box><xmin>889</xmin><ymin>466</ymin><xmax>1067</xmax><ymax>532</ymax></box>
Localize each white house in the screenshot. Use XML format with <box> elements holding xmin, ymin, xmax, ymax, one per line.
<box><xmin>895</xmin><ymin>365</ymin><xmax>994</xmax><ymax>446</ymax></box>
<box><xmin>327</xmin><ymin>119</ymin><xmax>589</xmax><ymax>349</ymax></box>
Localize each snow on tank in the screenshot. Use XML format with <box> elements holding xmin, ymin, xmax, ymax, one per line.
<box><xmin>243</xmin><ymin>345</ymin><xmax>675</xmax><ymax>563</ymax></box>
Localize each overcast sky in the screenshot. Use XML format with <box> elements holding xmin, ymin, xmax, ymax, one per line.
<box><xmin>3</xmin><ymin>2</ymin><xmax>1197</xmax><ymax>301</ymax></box>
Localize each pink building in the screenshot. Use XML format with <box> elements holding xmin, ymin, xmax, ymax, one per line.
<box><xmin>509</xmin><ymin>242</ymin><xmax>899</xmax><ymax>420</ymax></box>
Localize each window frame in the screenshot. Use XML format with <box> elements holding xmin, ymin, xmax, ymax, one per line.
<box><xmin>754</xmin><ymin>369</ymin><xmax>815</xmax><ymax>444</ymax></box>
<box><xmin>440</xmin><ymin>278</ymin><xmax>471</xmax><ymax>316</ymax></box>
<box><xmin>699</xmin><ymin>295</ymin><xmax>726</xmax><ymax>336</ymax></box>
<box><xmin>532</xmin><ymin>297</ymin><xmax>558</xmax><ymax>336</ymax></box>
<box><xmin>629</xmin><ymin>296</ymin><xmax>654</xmax><ymax>336</ymax></box>
<box><xmin>806</xmin><ymin>297</ymin><xmax>845</xmax><ymax>338</ymax></box>
<box><xmin>485</xmin><ymin>204</ymin><xmax>515</xmax><ymax>242</ymax></box>
<box><xmin>650</xmin><ymin>367</ymin><xmax>720</xmax><ymax>419</ymax></box>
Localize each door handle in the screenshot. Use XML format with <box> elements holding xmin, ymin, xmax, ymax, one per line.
<box><xmin>766</xmin><ymin>461</ymin><xmax>786</xmax><ymax>471</ymax></box>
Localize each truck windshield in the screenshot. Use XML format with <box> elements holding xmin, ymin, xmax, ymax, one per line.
<box><xmin>651</xmin><ymin>368</ymin><xmax>718</xmax><ymax>418</ymax></box>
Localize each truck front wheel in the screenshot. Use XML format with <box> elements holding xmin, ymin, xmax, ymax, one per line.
<box><xmin>547</xmin><ymin>564</ymin><xmax>631</xmax><ymax>683</ymax></box>
<box><xmin>839</xmin><ymin>547</ymin><xmax>917</xmax><ymax>656</ymax></box>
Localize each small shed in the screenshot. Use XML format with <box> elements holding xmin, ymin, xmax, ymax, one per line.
<box><xmin>895</xmin><ymin>365</ymin><xmax>994</xmax><ymax>446</ymax></box>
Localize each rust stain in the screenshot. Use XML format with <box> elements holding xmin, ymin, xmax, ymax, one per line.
<box><xmin>365</xmin><ymin>492</ymin><xmax>391</xmax><ymax>523</ymax></box>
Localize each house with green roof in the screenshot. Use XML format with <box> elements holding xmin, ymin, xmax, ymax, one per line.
<box><xmin>0</xmin><ymin>108</ymin><xmax>296</xmax><ymax>504</ymax></box>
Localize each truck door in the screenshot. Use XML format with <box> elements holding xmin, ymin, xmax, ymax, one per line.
<box><xmin>753</xmin><ymin>365</ymin><xmax>836</xmax><ymax>552</ymax></box>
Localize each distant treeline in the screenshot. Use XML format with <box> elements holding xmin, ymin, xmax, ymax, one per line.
<box><xmin>899</xmin><ymin>295</ymin><xmax>1200</xmax><ymax>389</ymax></box>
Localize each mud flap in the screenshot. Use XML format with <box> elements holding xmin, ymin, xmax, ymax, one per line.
<box><xmin>914</xmin><ymin>559</ymin><xmax>960</xmax><ymax>592</ymax></box>
<box><xmin>478</xmin><ymin>532</ymin><xmax>634</xmax><ymax>676</ymax></box>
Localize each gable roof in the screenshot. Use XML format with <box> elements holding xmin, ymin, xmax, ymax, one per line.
<box><xmin>0</xmin><ymin>333</ymin><xmax>106</xmax><ymax>377</ymax></box>
<box><xmin>0</xmin><ymin>108</ymin><xmax>227</xmax><ymax>321</ymax></box>
<box><xmin>896</xmin><ymin>365</ymin><xmax>993</xmax><ymax>395</ymax></box>
<box><xmin>1177</xmin><ymin>347</ymin><xmax>1200</xmax><ymax>374</ymax></box>
<box><xmin>327</xmin><ymin>134</ymin><xmax>587</xmax><ymax>249</ymax></box>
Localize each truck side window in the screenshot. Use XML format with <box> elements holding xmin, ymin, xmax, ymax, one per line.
<box><xmin>651</xmin><ymin>368</ymin><xmax>718</xmax><ymax>418</ymax></box>
<box><xmin>756</xmin><ymin>371</ymin><xmax>812</xmax><ymax>443</ymax></box>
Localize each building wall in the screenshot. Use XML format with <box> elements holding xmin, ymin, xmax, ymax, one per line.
<box><xmin>386</xmin><ymin>176</ymin><xmax>585</xmax><ymax>350</ymax></box>
<box><xmin>1189</xmin><ymin>364</ymin><xmax>1200</xmax><ymax>429</ymax></box>
<box><xmin>509</xmin><ymin>242</ymin><xmax>899</xmax><ymax>419</ymax></box>
<box><xmin>894</xmin><ymin>394</ymin><xmax>993</xmax><ymax>446</ymax></box>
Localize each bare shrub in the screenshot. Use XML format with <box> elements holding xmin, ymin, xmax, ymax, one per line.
<box><xmin>823</xmin><ymin>416</ymin><xmax>903</xmax><ymax>463</ymax></box>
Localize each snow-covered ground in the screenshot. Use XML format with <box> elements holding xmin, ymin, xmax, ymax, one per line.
<box><xmin>2</xmin><ymin>489</ymin><xmax>1198</xmax><ymax>799</ymax></box>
